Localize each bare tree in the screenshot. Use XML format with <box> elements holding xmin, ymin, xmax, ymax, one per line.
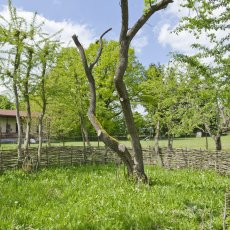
<box><xmin>73</xmin><ymin>0</ymin><xmax>173</xmax><ymax>181</ymax></box>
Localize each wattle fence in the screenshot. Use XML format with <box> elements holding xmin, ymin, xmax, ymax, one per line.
<box><xmin>0</xmin><ymin>146</ymin><xmax>230</xmax><ymax>174</ymax></box>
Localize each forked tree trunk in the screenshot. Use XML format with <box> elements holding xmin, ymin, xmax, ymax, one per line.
<box><xmin>72</xmin><ymin>0</ymin><xmax>173</xmax><ymax>181</ymax></box>
<box><xmin>114</xmin><ymin>0</ymin><xmax>173</xmax><ymax>180</ymax></box>
<box><xmin>205</xmin><ymin>124</ymin><xmax>222</xmax><ymax>151</ymax></box>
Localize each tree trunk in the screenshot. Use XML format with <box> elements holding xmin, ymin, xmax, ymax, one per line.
<box><xmin>37</xmin><ymin>60</ymin><xmax>47</xmax><ymax>164</ymax></box>
<box><xmin>167</xmin><ymin>134</ymin><xmax>173</xmax><ymax>150</ymax></box>
<box><xmin>24</xmin><ymin>109</ymin><xmax>31</xmax><ymax>155</ymax></box>
<box><xmin>214</xmin><ymin>135</ymin><xmax>222</xmax><ymax>151</ymax></box>
<box><xmin>205</xmin><ymin>124</ymin><xmax>222</xmax><ymax>151</ymax></box>
<box><xmin>81</xmin><ymin>124</ymin><xmax>86</xmax><ymax>150</ymax></box>
<box><xmin>12</xmin><ymin>44</ymin><xmax>23</xmax><ymax>161</ymax></box>
<box><xmin>80</xmin><ymin>115</ymin><xmax>91</xmax><ymax>147</ymax></box>
<box><xmin>37</xmin><ymin>116</ymin><xmax>43</xmax><ymax>163</ymax></box>
<box><xmin>23</xmin><ymin>85</ymin><xmax>31</xmax><ymax>156</ymax></box>
<box><xmin>114</xmin><ymin>40</ymin><xmax>147</xmax><ymax>181</ymax></box>
<box><xmin>13</xmin><ymin>80</ymin><xmax>23</xmax><ymax>161</ymax></box>
<box><xmin>154</xmin><ymin>120</ymin><xmax>163</xmax><ymax>166</ymax></box>
<box><xmin>205</xmin><ymin>132</ymin><xmax>209</xmax><ymax>150</ymax></box>
<box><xmin>23</xmin><ymin>49</ymin><xmax>33</xmax><ymax>155</ymax></box>
<box><xmin>154</xmin><ymin>120</ymin><xmax>160</xmax><ymax>154</ymax></box>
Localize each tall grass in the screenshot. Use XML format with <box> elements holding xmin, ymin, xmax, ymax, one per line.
<box><xmin>0</xmin><ymin>165</ymin><xmax>229</xmax><ymax>229</ymax></box>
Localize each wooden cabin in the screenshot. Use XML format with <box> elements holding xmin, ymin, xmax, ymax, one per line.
<box><xmin>0</xmin><ymin>109</ymin><xmax>38</xmax><ymax>142</ymax></box>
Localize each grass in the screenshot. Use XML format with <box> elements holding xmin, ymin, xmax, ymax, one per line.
<box><xmin>0</xmin><ymin>164</ymin><xmax>229</xmax><ymax>229</ymax></box>
<box><xmin>1</xmin><ymin>135</ymin><xmax>230</xmax><ymax>151</ymax></box>
<box><xmin>142</xmin><ymin>135</ymin><xmax>230</xmax><ymax>151</ymax></box>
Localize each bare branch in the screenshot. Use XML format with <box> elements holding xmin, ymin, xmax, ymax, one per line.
<box><xmin>89</xmin><ymin>28</ymin><xmax>112</xmax><ymax>70</ymax></box>
<box><xmin>127</xmin><ymin>0</ymin><xmax>174</xmax><ymax>41</ymax></box>
<box><xmin>72</xmin><ymin>35</ymin><xmax>90</xmax><ymax>76</ymax></box>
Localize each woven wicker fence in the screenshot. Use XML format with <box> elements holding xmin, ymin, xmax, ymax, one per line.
<box><xmin>0</xmin><ymin>146</ymin><xmax>230</xmax><ymax>174</ymax></box>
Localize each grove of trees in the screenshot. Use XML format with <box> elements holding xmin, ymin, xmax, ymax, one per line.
<box><xmin>0</xmin><ymin>0</ymin><xmax>229</xmax><ymax>180</ymax></box>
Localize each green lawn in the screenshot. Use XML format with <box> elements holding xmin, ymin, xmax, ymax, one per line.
<box><xmin>0</xmin><ymin>165</ymin><xmax>229</xmax><ymax>229</ymax></box>
<box><xmin>1</xmin><ymin>135</ymin><xmax>230</xmax><ymax>151</ymax></box>
<box><xmin>141</xmin><ymin>135</ymin><xmax>230</xmax><ymax>151</ymax></box>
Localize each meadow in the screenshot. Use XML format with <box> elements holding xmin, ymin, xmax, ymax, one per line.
<box><xmin>0</xmin><ymin>164</ymin><xmax>229</xmax><ymax>229</ymax></box>
<box><xmin>1</xmin><ymin>135</ymin><xmax>230</xmax><ymax>151</ymax></box>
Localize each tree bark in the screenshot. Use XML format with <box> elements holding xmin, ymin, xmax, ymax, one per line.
<box><xmin>205</xmin><ymin>124</ymin><xmax>222</xmax><ymax>151</ymax></box>
<box><xmin>24</xmin><ymin>95</ymin><xmax>31</xmax><ymax>155</ymax></box>
<box><xmin>214</xmin><ymin>135</ymin><xmax>222</xmax><ymax>151</ymax></box>
<box><xmin>154</xmin><ymin>120</ymin><xmax>160</xmax><ymax>154</ymax></box>
<box><xmin>114</xmin><ymin>40</ymin><xmax>146</xmax><ymax>180</ymax></box>
<box><xmin>167</xmin><ymin>134</ymin><xmax>173</xmax><ymax>150</ymax></box>
<box><xmin>12</xmin><ymin>45</ymin><xmax>23</xmax><ymax>161</ymax></box>
<box><xmin>13</xmin><ymin>80</ymin><xmax>23</xmax><ymax>161</ymax></box>
<box><xmin>38</xmin><ymin>61</ymin><xmax>47</xmax><ymax>164</ymax></box>
<box><xmin>37</xmin><ymin>116</ymin><xmax>43</xmax><ymax>162</ymax></box>
<box><xmin>23</xmin><ymin>49</ymin><xmax>33</xmax><ymax>156</ymax></box>
<box><xmin>80</xmin><ymin>115</ymin><xmax>91</xmax><ymax>148</ymax></box>
<box><xmin>154</xmin><ymin>120</ymin><xmax>163</xmax><ymax>166</ymax></box>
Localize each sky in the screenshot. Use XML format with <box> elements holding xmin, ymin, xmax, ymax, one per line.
<box><xmin>0</xmin><ymin>0</ymin><xmax>200</xmax><ymax>67</ymax></box>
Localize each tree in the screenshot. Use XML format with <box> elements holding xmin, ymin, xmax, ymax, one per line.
<box><xmin>174</xmin><ymin>0</ymin><xmax>230</xmax><ymax>150</ymax></box>
<box><xmin>0</xmin><ymin>0</ymin><xmax>61</xmax><ymax>160</ymax></box>
<box><xmin>46</xmin><ymin>47</ymin><xmax>91</xmax><ymax>146</ymax></box>
<box><xmin>0</xmin><ymin>0</ymin><xmax>29</xmax><ymax>160</ymax></box>
<box><xmin>46</xmin><ymin>41</ymin><xmax>143</xmax><ymax>144</ymax></box>
<box><xmin>181</xmin><ymin>57</ymin><xmax>229</xmax><ymax>150</ymax></box>
<box><xmin>35</xmin><ymin>40</ymin><xmax>60</xmax><ymax>162</ymax></box>
<box><xmin>139</xmin><ymin>64</ymin><xmax>165</xmax><ymax>153</ymax></box>
<box><xmin>73</xmin><ymin>0</ymin><xmax>174</xmax><ymax>181</ymax></box>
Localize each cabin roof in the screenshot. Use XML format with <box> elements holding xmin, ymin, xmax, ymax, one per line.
<box><xmin>0</xmin><ymin>109</ymin><xmax>33</xmax><ymax>117</ymax></box>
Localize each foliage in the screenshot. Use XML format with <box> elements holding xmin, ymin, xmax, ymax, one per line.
<box><xmin>87</xmin><ymin>40</ymin><xmax>145</xmax><ymax>136</ymax></box>
<box><xmin>0</xmin><ymin>165</ymin><xmax>229</xmax><ymax>229</ymax></box>
<box><xmin>139</xmin><ymin>64</ymin><xmax>198</xmax><ymax>139</ymax></box>
<box><xmin>48</xmin><ymin>40</ymin><xmax>145</xmax><ymax>138</ymax></box>
<box><xmin>172</xmin><ymin>0</ymin><xmax>230</xmax><ymax>149</ymax></box>
<box><xmin>0</xmin><ymin>95</ymin><xmax>14</xmax><ymax>109</ymax></box>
